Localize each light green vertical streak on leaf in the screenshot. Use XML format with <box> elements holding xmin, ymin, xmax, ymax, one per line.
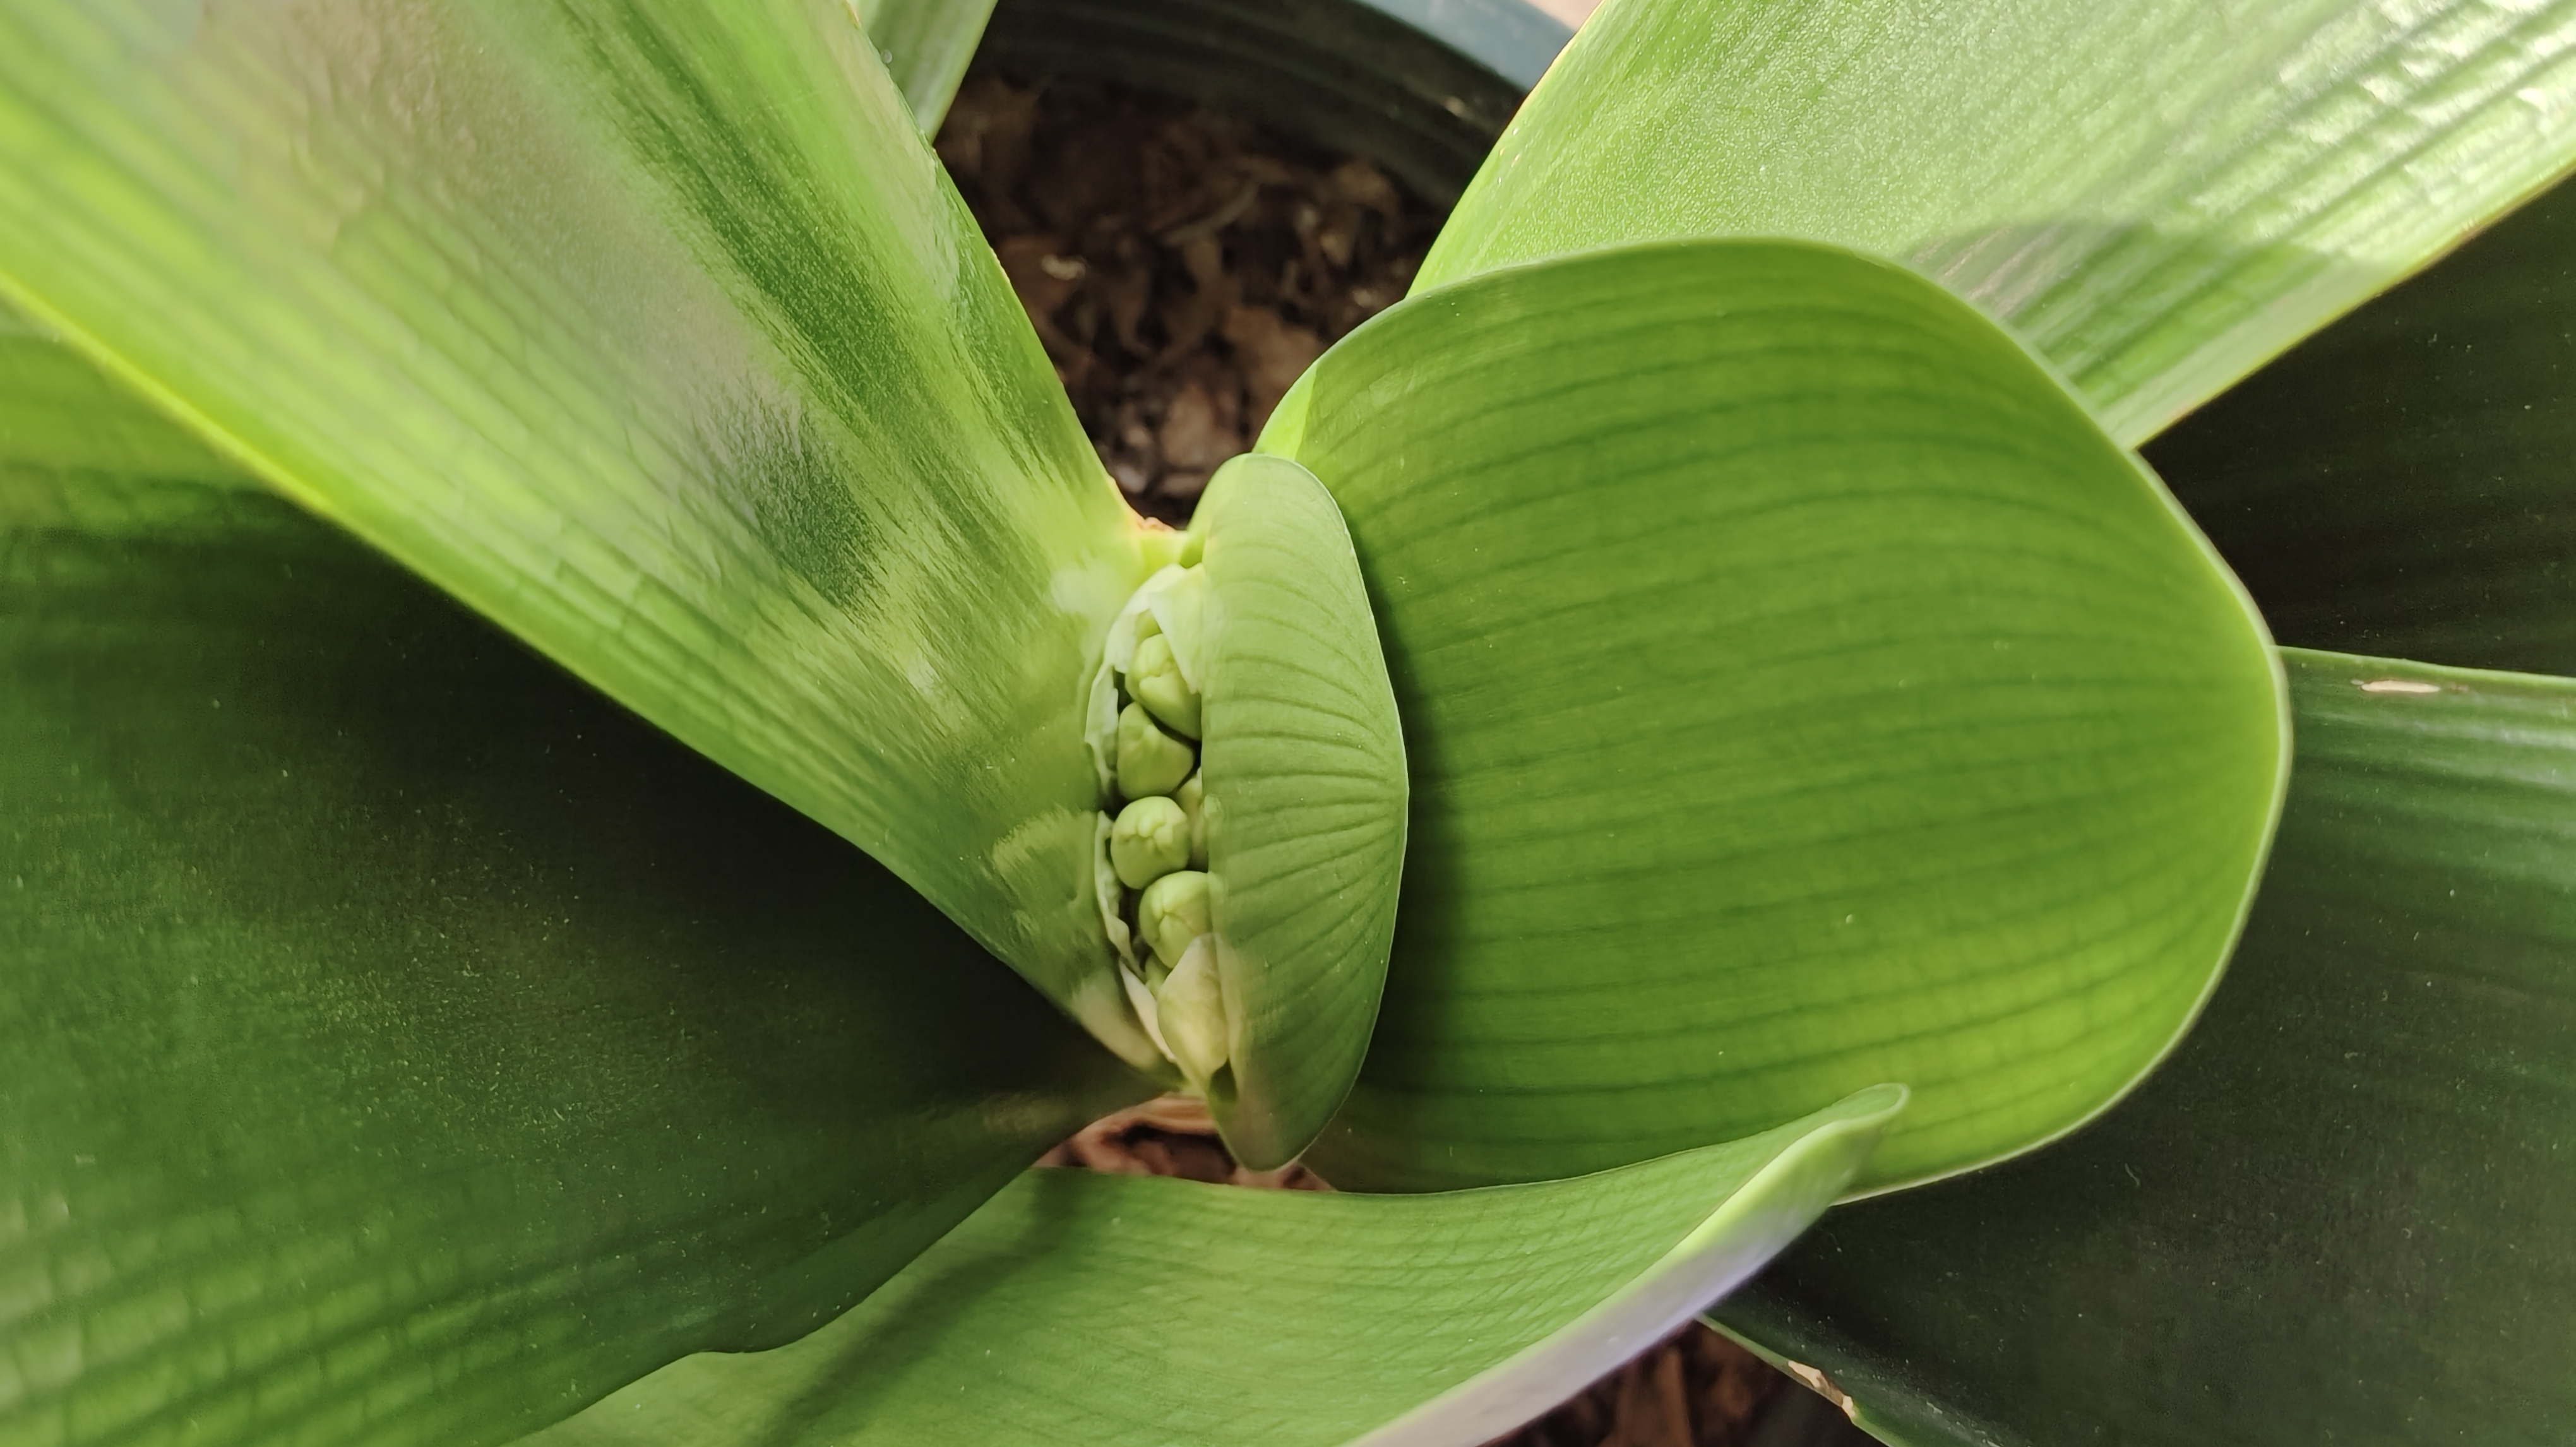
<box><xmin>1421</xmin><ymin>0</ymin><xmax>2576</xmax><ymax>444</ymax></box>
<box><xmin>1265</xmin><ymin>239</ymin><xmax>2287</xmax><ymax>1193</ymax></box>
<box><xmin>853</xmin><ymin>0</ymin><xmax>998</xmax><ymax>131</ymax></box>
<box><xmin>524</xmin><ymin>1087</ymin><xmax>1904</xmax><ymax>1447</ymax></box>
<box><xmin>0</xmin><ymin>0</ymin><xmax>1150</xmax><ymax>1044</ymax></box>
<box><xmin>1719</xmin><ymin>649</ymin><xmax>2576</xmax><ymax>1446</ymax></box>
<box><xmin>0</xmin><ymin>483</ymin><xmax>1145</xmax><ymax>1447</ymax></box>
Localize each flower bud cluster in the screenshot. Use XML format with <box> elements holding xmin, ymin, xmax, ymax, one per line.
<box><xmin>1086</xmin><ymin>563</ymin><xmax>1228</xmax><ymax>1083</ymax></box>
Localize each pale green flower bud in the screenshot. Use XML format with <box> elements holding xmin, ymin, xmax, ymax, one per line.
<box><xmin>1117</xmin><ymin>702</ymin><xmax>1195</xmax><ymax>799</ymax></box>
<box><xmin>1136</xmin><ymin>869</ymin><xmax>1212</xmax><ymax>966</ymax></box>
<box><xmin>1103</xmin><ymin>565</ymin><xmax>1181</xmax><ymax>674</ymax></box>
<box><xmin>1110</xmin><ymin>796</ymin><xmax>1191</xmax><ymax>890</ymax></box>
<box><xmin>1127</xmin><ymin>631</ymin><xmax>1202</xmax><ymax>739</ymax></box>
<box><xmin>1154</xmin><ymin>934</ymin><xmax>1229</xmax><ymax>1085</ymax></box>
<box><xmin>1148</xmin><ymin>564</ymin><xmax>1210</xmax><ymax>689</ymax></box>
<box><xmin>1175</xmin><ymin>770</ymin><xmax>1208</xmax><ymax>870</ymax></box>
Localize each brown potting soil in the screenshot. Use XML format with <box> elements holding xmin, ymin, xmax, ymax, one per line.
<box><xmin>938</xmin><ymin>74</ymin><xmax>1440</xmax><ymax>521</ymax></box>
<box><xmin>943</xmin><ymin>71</ymin><xmax>1809</xmax><ymax>1447</ymax></box>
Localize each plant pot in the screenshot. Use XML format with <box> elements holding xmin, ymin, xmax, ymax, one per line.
<box><xmin>975</xmin><ymin>0</ymin><xmax>1570</xmax><ymax>202</ymax></box>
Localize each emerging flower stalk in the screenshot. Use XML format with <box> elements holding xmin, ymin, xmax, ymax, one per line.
<box><xmin>1082</xmin><ymin>454</ymin><xmax>1410</xmax><ymax>1167</ymax></box>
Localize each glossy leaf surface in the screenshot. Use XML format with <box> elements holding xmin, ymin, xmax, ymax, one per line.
<box><xmin>1720</xmin><ymin>649</ymin><xmax>2576</xmax><ymax>1446</ymax></box>
<box><xmin>0</xmin><ymin>479</ymin><xmax>1144</xmax><ymax>1447</ymax></box>
<box><xmin>1262</xmin><ymin>239</ymin><xmax>2286</xmax><ymax>1193</ymax></box>
<box><xmin>1421</xmin><ymin>0</ymin><xmax>2576</xmax><ymax>443</ymax></box>
<box><xmin>0</xmin><ymin>0</ymin><xmax>1152</xmax><ymax>1050</ymax></box>
<box><xmin>2148</xmin><ymin>172</ymin><xmax>2576</xmax><ymax>677</ymax></box>
<box><xmin>527</xmin><ymin>1087</ymin><xmax>1904</xmax><ymax>1447</ymax></box>
<box><xmin>1191</xmin><ymin>455</ymin><xmax>1408</xmax><ymax>1169</ymax></box>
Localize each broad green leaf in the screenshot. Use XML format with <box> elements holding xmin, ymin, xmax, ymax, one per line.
<box><xmin>0</xmin><ymin>0</ymin><xmax>1157</xmax><ymax>1056</ymax></box>
<box><xmin>1186</xmin><ymin>454</ymin><xmax>1407</xmax><ymax>1169</ymax></box>
<box><xmin>2147</xmin><ymin>171</ymin><xmax>2576</xmax><ymax>677</ymax></box>
<box><xmin>0</xmin><ymin>480</ymin><xmax>1145</xmax><ymax>1447</ymax></box>
<box><xmin>856</xmin><ymin>0</ymin><xmax>995</xmax><ymax>131</ymax></box>
<box><xmin>1718</xmin><ymin>648</ymin><xmax>2576</xmax><ymax>1447</ymax></box>
<box><xmin>525</xmin><ymin>1086</ymin><xmax>1905</xmax><ymax>1447</ymax></box>
<box><xmin>1261</xmin><ymin>238</ymin><xmax>2287</xmax><ymax>1193</ymax></box>
<box><xmin>1419</xmin><ymin>0</ymin><xmax>2576</xmax><ymax>443</ymax></box>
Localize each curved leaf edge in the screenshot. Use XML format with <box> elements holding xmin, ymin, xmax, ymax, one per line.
<box><xmin>515</xmin><ymin>1084</ymin><xmax>1907</xmax><ymax>1447</ymax></box>
<box><xmin>1353</xmin><ymin>1083</ymin><xmax>1908</xmax><ymax>1447</ymax></box>
<box><xmin>1265</xmin><ymin>233</ymin><xmax>2294</xmax><ymax>1196</ymax></box>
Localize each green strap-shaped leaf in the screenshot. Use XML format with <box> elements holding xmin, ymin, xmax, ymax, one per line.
<box><xmin>0</xmin><ymin>0</ymin><xmax>1154</xmax><ymax>1051</ymax></box>
<box><xmin>0</xmin><ymin>481</ymin><xmax>1145</xmax><ymax>1447</ymax></box>
<box><xmin>1260</xmin><ymin>237</ymin><xmax>2287</xmax><ymax>1193</ymax></box>
<box><xmin>2147</xmin><ymin>172</ymin><xmax>2576</xmax><ymax>677</ymax></box>
<box><xmin>854</xmin><ymin>0</ymin><xmax>996</xmax><ymax>131</ymax></box>
<box><xmin>1419</xmin><ymin>0</ymin><xmax>2576</xmax><ymax>443</ymax></box>
<box><xmin>524</xmin><ymin>1087</ymin><xmax>1905</xmax><ymax>1447</ymax></box>
<box><xmin>1718</xmin><ymin>648</ymin><xmax>2576</xmax><ymax>1446</ymax></box>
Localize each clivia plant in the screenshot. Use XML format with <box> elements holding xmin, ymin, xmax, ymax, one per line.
<box><xmin>1</xmin><ymin>0</ymin><xmax>2569</xmax><ymax>1443</ymax></box>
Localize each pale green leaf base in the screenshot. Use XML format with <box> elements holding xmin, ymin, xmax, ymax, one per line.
<box><xmin>524</xmin><ymin>1087</ymin><xmax>1903</xmax><ymax>1447</ymax></box>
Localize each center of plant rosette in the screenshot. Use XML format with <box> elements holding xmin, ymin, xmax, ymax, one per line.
<box><xmin>1088</xmin><ymin>558</ymin><xmax>1217</xmax><ymax>1064</ymax></box>
<box><xmin>1082</xmin><ymin>453</ymin><xmax>1409</xmax><ymax>1170</ymax></box>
